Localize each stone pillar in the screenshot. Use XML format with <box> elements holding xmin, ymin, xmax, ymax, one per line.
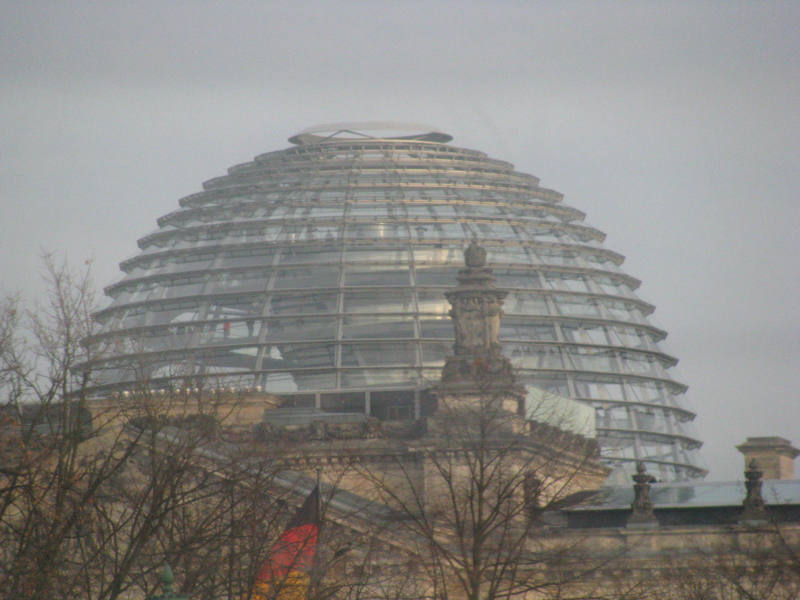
<box><xmin>736</xmin><ymin>437</ymin><xmax>800</xmax><ymax>480</ymax></box>
<box><xmin>438</xmin><ymin>240</ymin><xmax>520</xmax><ymax>402</ymax></box>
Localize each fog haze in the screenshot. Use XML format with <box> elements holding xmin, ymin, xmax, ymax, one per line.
<box><xmin>2</xmin><ymin>1</ymin><xmax>798</xmax><ymax>481</ymax></box>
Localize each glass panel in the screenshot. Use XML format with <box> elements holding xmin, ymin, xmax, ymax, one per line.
<box><xmin>278</xmin><ymin>225</ymin><xmax>328</xmax><ymax>242</ymax></box>
<box><xmin>420</xmin><ymin>341</ymin><xmax>450</xmax><ymax>364</ymax></box>
<box><xmin>204</xmin><ymin>272</ymin><xmax>269</xmax><ymax>295</ymax></box>
<box><xmin>566</xmin><ymin>348</ymin><xmax>618</xmax><ymax>372</ymax></box>
<box><xmin>278</xmin><ymin>246</ymin><xmax>340</xmax><ymax>264</ymax></box>
<box><xmin>267</xmin><ymin>292</ymin><xmax>338</xmax><ymax>316</ymax></box>
<box><xmin>610</xmin><ymin>326</ymin><xmax>658</xmax><ymax>351</ymax></box>
<box><xmin>285</xmin><ymin>370</ymin><xmax>336</xmax><ymax>391</ymax></box>
<box><xmin>416</xmin><ymin>290</ymin><xmax>449</xmax><ymax>314</ymax></box>
<box><xmin>342</xmin><ymin>291</ymin><xmax>413</xmax><ymax>313</ymax></box>
<box><xmin>457</xmin><ymin>204</ymin><xmax>506</xmax><ymax>217</ymax></box>
<box><xmin>274</xmin><ymin>343</ymin><xmax>337</xmax><ymax>369</ymax></box>
<box><xmin>519</xmin><ymin>375</ymin><xmax>570</xmax><ymax>397</ymax></box>
<box><xmin>272</xmin><ymin>267</ymin><xmax>340</xmax><ymax>289</ymax></box>
<box><xmin>135</xmin><ymin>301</ymin><xmax>204</xmax><ymax>326</ymax></box>
<box><xmin>343</xmin><ymin>266</ymin><xmax>411</xmax><ymax>287</ymax></box>
<box><xmin>344</xmin><ymin>244</ymin><xmax>410</xmax><ymax>262</ymax></box>
<box><xmin>347</xmin><ymin>205</ymin><xmax>392</xmax><ymax>218</ymax></box>
<box><xmin>486</xmin><ymin>246</ymin><xmax>533</xmax><ymax>265</ymax></box>
<box><xmin>406</xmin><ymin>205</ymin><xmax>435</xmax><ymax>217</ymax></box>
<box><xmin>561</xmin><ymin>324</ymin><xmax>611</xmax><ymax>345</ymax></box>
<box><xmin>414</xmin><ymin>267</ymin><xmax>457</xmax><ymax>286</ymax></box>
<box><xmin>427</xmin><ymin>205</ymin><xmax>458</xmax><ymax>217</ymax></box>
<box><xmin>172</xmin><ymin>254</ymin><xmax>219</xmax><ymax>271</ymax></box>
<box><xmin>505</xmin><ymin>206</ymin><xmax>547</xmax><ymax>221</ymax></box>
<box><xmin>545</xmin><ymin>274</ymin><xmax>591</xmax><ymax>293</ymax></box>
<box><xmin>507</xmin><ymin>344</ymin><xmax>564</xmax><ymax>370</ymax></box>
<box><xmin>500</xmin><ymin>319</ymin><xmax>557</xmax><ymax>342</ymax></box>
<box><xmin>304</xmin><ymin>206</ymin><xmax>345</xmax><ymax>218</ymax></box>
<box><xmin>574</xmin><ymin>379</ymin><xmax>626</xmax><ymax>400</ymax></box>
<box><xmin>602</xmin><ymin>300</ymin><xmax>644</xmax><ymax>323</ymax></box>
<box><xmin>561</xmin><ymin>226</ymin><xmax>598</xmax><ymax>244</ymax></box>
<box><xmin>471</xmin><ymin>223</ymin><xmax>517</xmax><ymax>238</ymax></box>
<box><xmin>305</xmin><ymin>225</ymin><xmax>342</xmax><ymax>240</ymax></box>
<box><xmin>107</xmin><ymin>288</ymin><xmax>140</xmax><ymax>305</ymax></box>
<box><xmin>346</xmin><ymin>222</ymin><xmax>409</xmax><ymax>239</ymax></box>
<box><xmin>263</xmin><ymin>317</ymin><xmax>337</xmax><ymax>342</ymax></box>
<box><xmin>341</xmin><ymin>369</ymin><xmax>419</xmax><ymax>390</ymax></box>
<box><xmin>410</xmin><ymin>224</ymin><xmax>434</xmax><ymax>239</ymax></box>
<box><xmin>162</xmin><ymin>281</ymin><xmax>206</xmax><ymax>299</ymax></box>
<box><xmin>340</xmin><ymin>343</ymin><xmax>417</xmax><ymax>367</ymax></box>
<box><xmin>222</xmin><ymin>249</ymin><xmax>276</xmax><ymax>268</ymax></box>
<box><xmin>520</xmin><ymin>226</ymin><xmax>562</xmax><ymax>242</ymax></box>
<box><xmin>597</xmin><ymin>278</ymin><xmax>632</xmax><ymax>297</ymax></box>
<box><xmin>259</xmin><ymin>206</ymin><xmax>289</xmax><ymax>220</ymax></box>
<box><xmin>412</xmin><ymin>244</ymin><xmax>463</xmax><ymax>263</ymax></box>
<box><xmin>621</xmin><ymin>353</ymin><xmax>662</xmax><ymax>376</ymax></box>
<box><xmin>541</xmin><ymin>252</ymin><xmax>579</xmax><ymax>268</ymax></box>
<box><xmin>410</xmin><ymin>222</ymin><xmax>469</xmax><ymax>241</ymax></box>
<box><xmin>342</xmin><ymin>315</ymin><xmax>415</xmax><ymax>339</ymax></box>
<box><xmin>493</xmin><ymin>269</ymin><xmax>542</xmax><ymax>289</ymax></box>
<box><xmin>210</xmin><ymin>294</ymin><xmax>263</xmax><ymax>312</ymax></box>
<box><xmin>438</xmin><ymin>222</ymin><xmax>468</xmax><ymax>237</ymax></box>
<box><xmin>199</xmin><ymin>318</ymin><xmax>258</xmax><ymax>341</ymax></box>
<box><xmin>504</xmin><ymin>292</ymin><xmax>549</xmax><ymax>316</ymax></box>
<box><xmin>627</xmin><ymin>382</ymin><xmax>666</xmax><ymax>403</ymax></box>
<box><xmin>419</xmin><ymin>317</ymin><xmax>452</xmax><ymax>339</ymax></box>
<box><xmin>557</xmin><ymin>296</ymin><xmax>602</xmax><ymax>317</ymax></box>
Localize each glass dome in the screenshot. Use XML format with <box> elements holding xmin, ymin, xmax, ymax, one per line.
<box><xmin>93</xmin><ymin>123</ymin><xmax>705</xmax><ymax>481</ymax></box>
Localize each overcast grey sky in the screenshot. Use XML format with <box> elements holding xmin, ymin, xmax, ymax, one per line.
<box><xmin>2</xmin><ymin>1</ymin><xmax>798</xmax><ymax>481</ymax></box>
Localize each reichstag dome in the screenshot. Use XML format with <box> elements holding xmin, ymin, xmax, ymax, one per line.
<box><xmin>93</xmin><ymin>122</ymin><xmax>705</xmax><ymax>481</ymax></box>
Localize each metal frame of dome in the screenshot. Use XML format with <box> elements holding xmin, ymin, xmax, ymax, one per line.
<box><xmin>92</xmin><ymin>126</ymin><xmax>706</xmax><ymax>482</ymax></box>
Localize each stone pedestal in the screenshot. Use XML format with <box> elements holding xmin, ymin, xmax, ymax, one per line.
<box><xmin>736</xmin><ymin>437</ymin><xmax>800</xmax><ymax>480</ymax></box>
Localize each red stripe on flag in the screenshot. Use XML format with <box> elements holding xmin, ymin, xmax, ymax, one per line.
<box><xmin>252</xmin><ymin>486</ymin><xmax>321</xmax><ymax>592</ymax></box>
<box><xmin>257</xmin><ymin>522</ymin><xmax>319</xmax><ymax>582</ymax></box>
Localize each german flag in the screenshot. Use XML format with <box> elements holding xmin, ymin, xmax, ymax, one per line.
<box><xmin>249</xmin><ymin>486</ymin><xmax>320</xmax><ymax>600</ymax></box>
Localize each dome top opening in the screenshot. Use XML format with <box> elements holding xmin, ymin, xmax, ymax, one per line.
<box><xmin>288</xmin><ymin>121</ymin><xmax>453</xmax><ymax>145</ymax></box>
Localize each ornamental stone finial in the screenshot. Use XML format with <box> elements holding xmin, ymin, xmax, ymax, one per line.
<box><xmin>627</xmin><ymin>462</ymin><xmax>658</xmax><ymax>528</ymax></box>
<box><xmin>464</xmin><ymin>238</ymin><xmax>487</xmax><ymax>268</ymax></box>
<box><xmin>145</xmin><ymin>564</ymin><xmax>190</xmax><ymax>600</ymax></box>
<box><xmin>740</xmin><ymin>459</ymin><xmax>768</xmax><ymax>525</ymax></box>
<box><xmin>160</xmin><ymin>564</ymin><xmax>174</xmax><ymax>590</ymax></box>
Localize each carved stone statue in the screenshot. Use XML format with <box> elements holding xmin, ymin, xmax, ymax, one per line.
<box><xmin>451</xmin><ymin>296</ymin><xmax>502</xmax><ymax>352</ymax></box>
<box><xmin>627</xmin><ymin>462</ymin><xmax>658</xmax><ymax>528</ymax></box>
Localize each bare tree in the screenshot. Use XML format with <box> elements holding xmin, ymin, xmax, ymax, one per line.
<box><xmin>653</xmin><ymin>524</ymin><xmax>800</xmax><ymax>600</ymax></box>
<box><xmin>290</xmin><ymin>242</ymin><xmax>645</xmax><ymax>600</ymax></box>
<box><xmin>0</xmin><ymin>255</ymin><xmax>299</xmax><ymax>600</ymax></box>
<box><xmin>0</xmin><ymin>249</ymin><xmax>687</xmax><ymax>600</ymax></box>
<box><xmin>343</xmin><ymin>368</ymin><xmax>627</xmax><ymax>600</ymax></box>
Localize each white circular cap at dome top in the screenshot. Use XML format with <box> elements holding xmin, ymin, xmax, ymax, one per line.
<box><xmin>288</xmin><ymin>122</ymin><xmax>453</xmax><ymax>145</ymax></box>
